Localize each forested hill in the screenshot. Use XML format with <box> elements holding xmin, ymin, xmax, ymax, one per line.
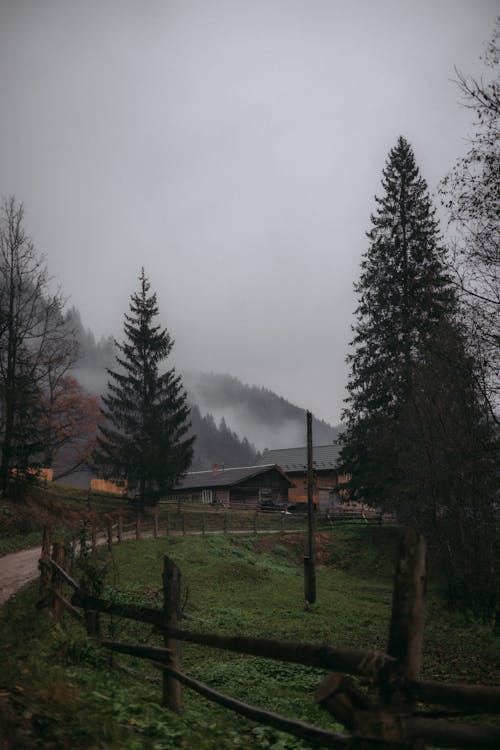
<box><xmin>182</xmin><ymin>371</ymin><xmax>340</xmax><ymax>452</ymax></box>
<box><xmin>66</xmin><ymin>310</ymin><xmax>340</xmax><ymax>471</ymax></box>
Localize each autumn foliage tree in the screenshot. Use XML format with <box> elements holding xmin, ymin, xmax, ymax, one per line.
<box><xmin>41</xmin><ymin>374</ymin><xmax>102</xmax><ymax>480</ymax></box>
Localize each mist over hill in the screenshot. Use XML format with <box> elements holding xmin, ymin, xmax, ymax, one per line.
<box><xmin>66</xmin><ymin>309</ymin><xmax>341</xmax><ymax>472</ymax></box>
<box><xmin>183</xmin><ymin>371</ymin><xmax>340</xmax><ymax>452</ymax></box>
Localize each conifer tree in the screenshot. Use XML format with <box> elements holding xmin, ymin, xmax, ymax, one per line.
<box><xmin>94</xmin><ymin>270</ymin><xmax>194</xmax><ymax>508</ymax></box>
<box><xmin>340</xmin><ymin>137</ymin><xmax>455</xmax><ymax>507</ymax></box>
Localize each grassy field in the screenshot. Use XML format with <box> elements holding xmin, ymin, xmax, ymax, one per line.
<box><xmin>1</xmin><ymin>525</ymin><xmax>498</xmax><ymax>749</ymax></box>
<box><xmin>0</xmin><ymin>526</ymin><xmax>498</xmax><ymax>750</ymax></box>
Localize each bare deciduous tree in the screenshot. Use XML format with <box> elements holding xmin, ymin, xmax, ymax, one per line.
<box><xmin>441</xmin><ymin>18</ymin><xmax>500</xmax><ymax>416</ymax></box>
<box><xmin>0</xmin><ymin>197</ymin><xmax>77</xmax><ymax>492</ymax></box>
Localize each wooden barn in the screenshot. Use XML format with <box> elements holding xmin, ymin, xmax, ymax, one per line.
<box><xmin>167</xmin><ymin>463</ymin><xmax>293</xmax><ymax>510</ymax></box>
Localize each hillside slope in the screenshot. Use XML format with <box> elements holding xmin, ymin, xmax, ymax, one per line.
<box><xmin>67</xmin><ymin>311</ymin><xmax>340</xmax><ymax>469</ymax></box>
<box><xmin>183</xmin><ymin>371</ymin><xmax>340</xmax><ymax>452</ymax></box>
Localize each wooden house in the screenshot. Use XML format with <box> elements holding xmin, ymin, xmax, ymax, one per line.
<box><xmin>167</xmin><ymin>463</ymin><xmax>293</xmax><ymax>510</ymax></box>
<box><xmin>257</xmin><ymin>444</ymin><xmax>350</xmax><ymax>512</ymax></box>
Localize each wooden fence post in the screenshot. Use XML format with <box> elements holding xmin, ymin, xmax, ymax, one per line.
<box><xmin>383</xmin><ymin>526</ymin><xmax>426</xmax><ymax>712</ymax></box>
<box><xmin>39</xmin><ymin>526</ymin><xmax>52</xmax><ymax>597</ymax></box>
<box><xmin>154</xmin><ymin>511</ymin><xmax>159</xmax><ymax>538</ymax></box>
<box><xmin>182</xmin><ymin>514</ymin><xmax>185</xmax><ymax>536</ymax></box>
<box><xmin>107</xmin><ymin>520</ymin><xmax>113</xmax><ymax>551</ymax></box>
<box><xmin>223</xmin><ymin>513</ymin><xmax>228</xmax><ymax>535</ymax></box>
<box><xmin>201</xmin><ymin>513</ymin><xmax>206</xmax><ymax>537</ymax></box>
<box><xmin>254</xmin><ymin>512</ymin><xmax>258</xmax><ymax>535</ymax></box>
<box><xmin>136</xmin><ymin>513</ymin><xmax>141</xmax><ymax>539</ymax></box>
<box><xmin>51</xmin><ymin>542</ymin><xmax>65</xmax><ymax>622</ymax></box>
<box><xmin>91</xmin><ymin>525</ymin><xmax>97</xmax><ymax>554</ymax></box>
<box><xmin>163</xmin><ymin>556</ymin><xmax>182</xmax><ymax>711</ymax></box>
<box><xmin>117</xmin><ymin>515</ymin><xmax>122</xmax><ymax>544</ymax></box>
<box><xmin>166</xmin><ymin>512</ymin><xmax>170</xmax><ymax>536</ymax></box>
<box><xmin>81</xmin><ymin>580</ymin><xmax>100</xmax><ymax>638</ymax></box>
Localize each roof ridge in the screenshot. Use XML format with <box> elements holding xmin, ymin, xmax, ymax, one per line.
<box><xmin>186</xmin><ymin>463</ymin><xmax>274</xmax><ymax>475</ymax></box>
<box><xmin>262</xmin><ymin>444</ymin><xmax>338</xmax><ymax>452</ymax></box>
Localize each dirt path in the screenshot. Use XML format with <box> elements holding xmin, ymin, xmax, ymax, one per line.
<box><xmin>0</xmin><ymin>546</ymin><xmax>42</xmax><ymax>606</ymax></box>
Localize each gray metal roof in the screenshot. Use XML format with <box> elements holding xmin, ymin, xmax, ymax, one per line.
<box><xmin>257</xmin><ymin>444</ymin><xmax>342</xmax><ymax>472</ymax></box>
<box><xmin>174</xmin><ymin>464</ymin><xmax>293</xmax><ymax>491</ymax></box>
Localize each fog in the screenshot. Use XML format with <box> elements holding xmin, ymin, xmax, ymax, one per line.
<box><xmin>0</xmin><ymin>0</ymin><xmax>497</xmax><ymax>424</ymax></box>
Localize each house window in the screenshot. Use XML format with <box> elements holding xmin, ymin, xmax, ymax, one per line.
<box><xmin>202</xmin><ymin>489</ymin><xmax>213</xmax><ymax>505</ymax></box>
<box><xmin>259</xmin><ymin>489</ymin><xmax>272</xmax><ymax>503</ymax></box>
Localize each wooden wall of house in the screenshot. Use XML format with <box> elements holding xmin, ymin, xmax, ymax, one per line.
<box><xmin>164</xmin><ymin>488</ymin><xmax>230</xmax><ymax>506</ymax></box>
<box><xmin>230</xmin><ymin>469</ymin><xmax>290</xmax><ymax>509</ymax></box>
<box><xmin>287</xmin><ymin>470</ymin><xmax>340</xmax><ymax>505</ymax></box>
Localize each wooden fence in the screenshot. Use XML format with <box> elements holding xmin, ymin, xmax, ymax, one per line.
<box><xmin>58</xmin><ymin>506</ymin><xmax>394</xmax><ymax>555</ymax></box>
<box><xmin>37</xmin><ymin>526</ymin><xmax>500</xmax><ymax>748</ymax></box>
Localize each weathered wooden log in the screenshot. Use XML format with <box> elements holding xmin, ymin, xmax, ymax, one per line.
<box><xmin>315</xmin><ymin>673</ymin><xmax>373</xmax><ymax>730</ymax></box>
<box><xmin>71</xmin><ymin>591</ymin><xmax>163</xmax><ymax>627</ymax></box>
<box><xmin>402</xmin><ymin>715</ymin><xmax>500</xmax><ymax>748</ymax></box>
<box><xmin>51</xmin><ymin>588</ymin><xmax>84</xmax><ymax>623</ymax></box>
<box><xmin>353</xmin><ymin>710</ymin><xmax>500</xmax><ymax>749</ymax></box>
<box><xmin>99</xmin><ymin>639</ymin><xmax>171</xmax><ymax>662</ymax></box>
<box><xmin>40</xmin><ymin>558</ymin><xmax>79</xmax><ymax>591</ymax></box>
<box><xmin>411</xmin><ymin>679</ymin><xmax>500</xmax><ymax>713</ymax></box>
<box><xmin>159</xmin><ymin>664</ymin><xmax>350</xmax><ymax>748</ymax></box>
<box><xmin>165</xmin><ymin>627</ymin><xmax>395</xmax><ymax>677</ymax></box>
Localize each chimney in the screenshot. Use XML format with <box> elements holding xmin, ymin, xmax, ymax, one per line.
<box><xmin>213</xmin><ymin>463</ymin><xmax>218</xmax><ymax>476</ymax></box>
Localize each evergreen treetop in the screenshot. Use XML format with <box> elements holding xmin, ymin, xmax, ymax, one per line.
<box><xmin>341</xmin><ymin>137</ymin><xmax>456</xmax><ymax>505</ymax></box>
<box><xmin>94</xmin><ymin>269</ymin><xmax>194</xmax><ymax>506</ymax></box>
<box><xmin>346</xmin><ymin>136</ymin><xmax>454</xmax><ymax>421</ymax></box>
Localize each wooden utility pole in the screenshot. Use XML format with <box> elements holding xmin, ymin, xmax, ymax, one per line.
<box><xmin>304</xmin><ymin>410</ymin><xmax>316</xmax><ymax>605</ymax></box>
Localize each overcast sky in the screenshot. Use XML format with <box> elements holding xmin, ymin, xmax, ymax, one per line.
<box><xmin>0</xmin><ymin>0</ymin><xmax>497</xmax><ymax>425</ymax></box>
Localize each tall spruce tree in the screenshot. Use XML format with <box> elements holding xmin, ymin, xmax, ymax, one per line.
<box><xmin>340</xmin><ymin>137</ymin><xmax>455</xmax><ymax>507</ymax></box>
<box><xmin>94</xmin><ymin>269</ymin><xmax>194</xmax><ymax>508</ymax></box>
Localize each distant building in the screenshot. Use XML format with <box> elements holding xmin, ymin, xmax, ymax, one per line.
<box><xmin>257</xmin><ymin>444</ymin><xmax>350</xmax><ymax>512</ymax></box>
<box><xmin>12</xmin><ymin>467</ymin><xmax>53</xmax><ymax>484</ymax></box>
<box><xmin>167</xmin><ymin>463</ymin><xmax>293</xmax><ymax>509</ymax></box>
<box><xmin>90</xmin><ymin>478</ymin><xmax>128</xmax><ymax>496</ymax></box>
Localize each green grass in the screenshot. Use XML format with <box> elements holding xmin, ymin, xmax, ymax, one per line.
<box><xmin>1</xmin><ymin>526</ymin><xmax>498</xmax><ymax>749</ymax></box>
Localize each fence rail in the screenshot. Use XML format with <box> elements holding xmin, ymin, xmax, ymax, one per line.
<box><xmin>37</xmin><ymin>526</ymin><xmax>500</xmax><ymax>749</ymax></box>
<box><xmin>59</xmin><ymin>507</ymin><xmax>395</xmax><ymax>555</ymax></box>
